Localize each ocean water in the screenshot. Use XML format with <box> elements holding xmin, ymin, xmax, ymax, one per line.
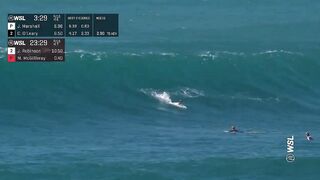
<box><xmin>1</xmin><ymin>0</ymin><xmax>320</xmax><ymax>179</ymax></box>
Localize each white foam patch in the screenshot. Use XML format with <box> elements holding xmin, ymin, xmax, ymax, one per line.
<box><xmin>159</xmin><ymin>52</ymin><xmax>177</xmax><ymax>57</ymax></box>
<box><xmin>199</xmin><ymin>51</ymin><xmax>216</xmax><ymax>60</ymax></box>
<box><xmin>140</xmin><ymin>89</ymin><xmax>187</xmax><ymax>109</ymax></box>
<box><xmin>123</xmin><ymin>52</ymin><xmax>142</xmax><ymax>57</ymax></box>
<box><xmin>95</xmin><ymin>55</ymin><xmax>102</xmax><ymax>61</ymax></box>
<box><xmin>144</xmin><ymin>51</ymin><xmax>178</xmax><ymax>57</ymax></box>
<box><xmin>199</xmin><ymin>51</ymin><xmax>246</xmax><ymax>61</ymax></box>
<box><xmin>151</xmin><ymin>91</ymin><xmax>187</xmax><ymax>109</ymax></box>
<box><xmin>151</xmin><ymin>91</ymin><xmax>171</xmax><ymax>103</ymax></box>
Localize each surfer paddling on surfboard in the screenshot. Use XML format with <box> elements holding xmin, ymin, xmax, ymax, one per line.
<box><xmin>306</xmin><ymin>132</ymin><xmax>313</xmax><ymax>141</ymax></box>
<box><xmin>229</xmin><ymin>126</ymin><xmax>239</xmax><ymax>133</ymax></box>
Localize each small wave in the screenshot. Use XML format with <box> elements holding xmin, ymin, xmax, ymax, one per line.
<box><xmin>119</xmin><ymin>52</ymin><xmax>178</xmax><ymax>57</ymax></box>
<box><xmin>68</xmin><ymin>49</ymin><xmax>179</xmax><ymax>59</ymax></box>
<box><xmin>63</xmin><ymin>49</ymin><xmax>304</xmax><ymax>62</ymax></box>
<box><xmin>217</xmin><ymin>51</ymin><xmax>245</xmax><ymax>56</ymax></box>
<box><xmin>177</xmin><ymin>87</ymin><xmax>205</xmax><ymax>98</ymax></box>
<box><xmin>198</xmin><ymin>49</ymin><xmax>303</xmax><ymax>61</ymax></box>
<box><xmin>143</xmin><ymin>51</ymin><xmax>178</xmax><ymax>57</ymax></box>
<box><xmin>67</xmin><ymin>49</ymin><xmax>107</xmax><ymax>60</ymax></box>
<box><xmin>142</xmin><ymin>88</ymin><xmax>204</xmax><ymax>99</ymax></box>
<box><xmin>199</xmin><ymin>50</ymin><xmax>245</xmax><ymax>61</ymax></box>
<box><xmin>123</xmin><ymin>52</ymin><xmax>142</xmax><ymax>57</ymax></box>
<box><xmin>252</xmin><ymin>50</ymin><xmax>303</xmax><ymax>56</ymax></box>
<box><xmin>223</xmin><ymin>95</ymin><xmax>280</xmax><ymax>103</ymax></box>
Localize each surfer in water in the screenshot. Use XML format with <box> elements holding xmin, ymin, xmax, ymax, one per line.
<box><xmin>306</xmin><ymin>132</ymin><xmax>313</xmax><ymax>141</ymax></box>
<box><xmin>229</xmin><ymin>126</ymin><xmax>239</xmax><ymax>133</ymax></box>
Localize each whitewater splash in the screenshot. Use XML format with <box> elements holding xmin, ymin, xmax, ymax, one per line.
<box><xmin>140</xmin><ymin>89</ymin><xmax>187</xmax><ymax>109</ymax></box>
<box><xmin>151</xmin><ymin>91</ymin><xmax>187</xmax><ymax>109</ymax></box>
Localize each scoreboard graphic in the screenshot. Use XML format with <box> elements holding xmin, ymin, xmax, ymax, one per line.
<box><xmin>7</xmin><ymin>14</ymin><xmax>119</xmax><ymax>62</ymax></box>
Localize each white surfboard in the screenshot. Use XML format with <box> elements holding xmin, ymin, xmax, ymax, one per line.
<box><xmin>169</xmin><ymin>102</ymin><xmax>187</xmax><ymax>109</ymax></box>
<box><xmin>307</xmin><ymin>136</ymin><xmax>313</xmax><ymax>141</ymax></box>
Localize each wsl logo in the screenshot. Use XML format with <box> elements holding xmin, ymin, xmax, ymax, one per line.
<box><xmin>286</xmin><ymin>136</ymin><xmax>295</xmax><ymax>162</ymax></box>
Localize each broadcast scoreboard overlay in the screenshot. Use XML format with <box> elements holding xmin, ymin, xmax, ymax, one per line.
<box><xmin>7</xmin><ymin>14</ymin><xmax>119</xmax><ymax>62</ymax></box>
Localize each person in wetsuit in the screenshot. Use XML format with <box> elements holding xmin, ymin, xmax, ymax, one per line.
<box><xmin>306</xmin><ymin>132</ymin><xmax>313</xmax><ymax>141</ymax></box>
<box><xmin>229</xmin><ymin>126</ymin><xmax>239</xmax><ymax>133</ymax></box>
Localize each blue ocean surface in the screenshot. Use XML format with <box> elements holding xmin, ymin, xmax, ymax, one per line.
<box><xmin>0</xmin><ymin>0</ymin><xmax>320</xmax><ymax>179</ymax></box>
